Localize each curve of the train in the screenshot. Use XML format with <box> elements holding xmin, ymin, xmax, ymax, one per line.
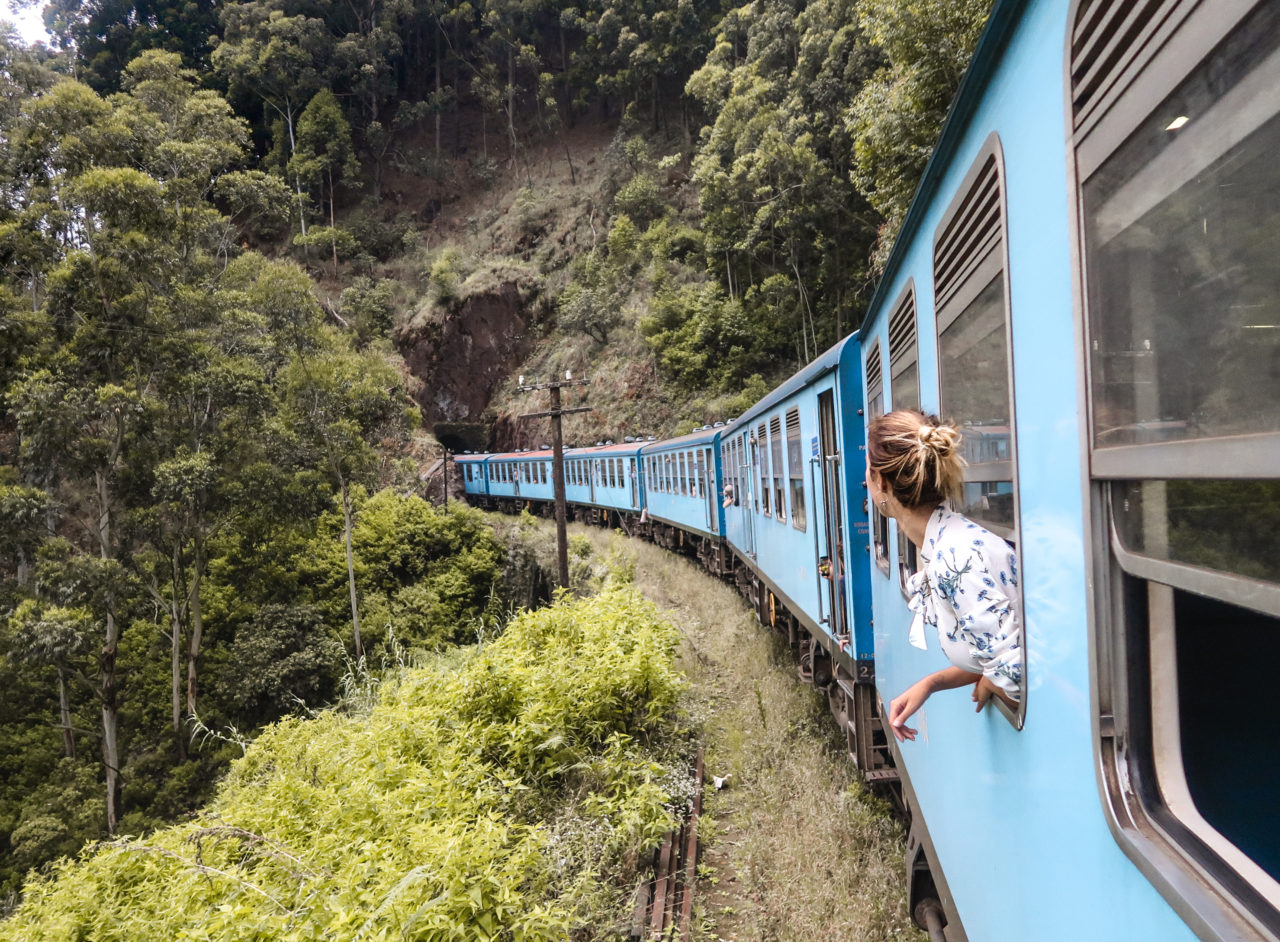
<box><xmin>459</xmin><ymin>0</ymin><xmax>1280</xmax><ymax>938</ymax></box>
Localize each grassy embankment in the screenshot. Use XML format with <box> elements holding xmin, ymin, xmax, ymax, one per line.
<box><xmin>534</xmin><ymin>517</ymin><xmax>926</xmax><ymax>942</ymax></box>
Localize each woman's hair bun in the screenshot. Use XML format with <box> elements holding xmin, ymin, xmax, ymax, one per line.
<box><xmin>917</xmin><ymin>424</ymin><xmax>959</xmax><ymax>456</ymax></box>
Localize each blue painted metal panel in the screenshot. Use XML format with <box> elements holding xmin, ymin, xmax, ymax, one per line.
<box><xmin>639</xmin><ymin>429</ymin><xmax>723</xmax><ymax>538</ymax></box>
<box><xmin>859</xmin><ymin>1</ymin><xmax>1197</xmax><ymax>939</ymax></box>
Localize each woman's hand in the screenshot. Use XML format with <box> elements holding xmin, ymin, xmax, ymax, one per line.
<box><xmin>888</xmin><ymin>679</ymin><xmax>932</xmax><ymax>742</ymax></box>
<box><xmin>889</xmin><ymin>667</ymin><xmax>982</xmax><ymax>742</ymax></box>
<box><xmin>972</xmin><ymin>675</ymin><xmax>1017</xmax><ymax>712</ymax></box>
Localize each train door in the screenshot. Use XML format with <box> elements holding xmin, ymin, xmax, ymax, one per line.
<box><xmin>745</xmin><ymin>435</ymin><xmax>758</xmax><ymax>558</ymax></box>
<box><xmin>703</xmin><ymin>447</ymin><xmax>716</xmax><ymax>532</ymax></box>
<box><xmin>629</xmin><ymin>457</ymin><xmax>638</xmax><ymax>508</ymax></box>
<box><xmin>588</xmin><ymin>460</ymin><xmax>596</xmax><ymax>504</ymax></box>
<box><xmin>817</xmin><ymin>390</ymin><xmax>848</xmax><ymax>639</ymax></box>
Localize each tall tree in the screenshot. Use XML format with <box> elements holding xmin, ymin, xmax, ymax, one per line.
<box><xmin>278</xmin><ymin>343</ymin><xmax>413</xmax><ymax>660</ymax></box>
<box><xmin>212</xmin><ymin>1</ymin><xmax>333</xmax><ymax>235</ymax></box>
<box><xmin>289</xmin><ymin>89</ymin><xmax>360</xmax><ymax>268</ymax></box>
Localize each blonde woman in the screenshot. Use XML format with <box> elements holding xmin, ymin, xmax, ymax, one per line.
<box><xmin>865</xmin><ymin>410</ymin><xmax>1023</xmax><ymax>743</ymax></box>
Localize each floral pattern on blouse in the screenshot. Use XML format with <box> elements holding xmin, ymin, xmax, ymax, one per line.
<box><xmin>905</xmin><ymin>506</ymin><xmax>1023</xmax><ymax>701</ymax></box>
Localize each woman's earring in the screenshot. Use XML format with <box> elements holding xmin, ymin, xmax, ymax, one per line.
<box><xmin>879</xmin><ymin>498</ymin><xmax>888</xmax><ymax>513</ymax></box>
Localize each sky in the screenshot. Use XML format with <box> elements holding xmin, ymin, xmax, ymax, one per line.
<box><xmin>2</xmin><ymin>1</ymin><xmax>49</xmax><ymax>46</ymax></box>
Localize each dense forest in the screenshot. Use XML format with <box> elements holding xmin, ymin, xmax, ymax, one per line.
<box><xmin>0</xmin><ymin>0</ymin><xmax>989</xmax><ymax>912</ymax></box>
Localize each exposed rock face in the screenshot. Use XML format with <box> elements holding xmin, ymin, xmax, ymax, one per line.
<box><xmin>396</xmin><ymin>272</ymin><xmax>541</xmax><ymax>430</ymax></box>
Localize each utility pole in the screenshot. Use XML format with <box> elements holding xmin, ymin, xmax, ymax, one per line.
<box><xmin>517</xmin><ymin>371</ymin><xmax>590</xmax><ymax>588</ymax></box>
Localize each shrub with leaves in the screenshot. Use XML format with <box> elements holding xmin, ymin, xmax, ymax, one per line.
<box><xmin>0</xmin><ymin>586</ymin><xmax>685</xmax><ymax>941</ymax></box>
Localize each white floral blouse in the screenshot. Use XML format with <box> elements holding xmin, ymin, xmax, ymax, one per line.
<box><xmin>905</xmin><ymin>505</ymin><xmax>1023</xmax><ymax>701</ymax></box>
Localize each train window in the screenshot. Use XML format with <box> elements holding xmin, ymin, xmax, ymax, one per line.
<box><xmin>865</xmin><ymin>339</ymin><xmax>890</xmax><ymax>575</ymax></box>
<box><xmin>933</xmin><ymin>137</ymin><xmax>1019</xmax><ymax>542</ymax></box>
<box><xmin>769</xmin><ymin>416</ymin><xmax>785</xmax><ymax>522</ymax></box>
<box><xmin>888</xmin><ymin>282</ymin><xmax>919</xmax><ymax>411</ymax></box>
<box><xmin>786</xmin><ymin>408</ymin><xmax>805</xmax><ymax>531</ymax></box>
<box><xmin>757</xmin><ymin>423</ymin><xmax>770</xmax><ymax>515</ymax></box>
<box><xmin>1076</xmin><ymin>0</ymin><xmax>1280</xmax><ymax>932</ymax></box>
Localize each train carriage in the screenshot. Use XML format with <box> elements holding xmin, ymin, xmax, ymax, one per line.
<box><xmin>455</xmin><ymin>453</ymin><xmax>489</xmax><ymax>499</ymax></box>
<box><xmin>718</xmin><ymin>338</ymin><xmax>877</xmax><ymax>705</ymax></box>
<box><xmin>856</xmin><ymin>0</ymin><xmax>1280</xmax><ymax>938</ymax></box>
<box><xmin>638</xmin><ymin>427</ymin><xmax>723</xmax><ymax>535</ymax></box>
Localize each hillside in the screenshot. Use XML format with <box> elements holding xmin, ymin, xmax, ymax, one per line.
<box><xmin>0</xmin><ymin>0</ymin><xmax>991</xmax><ymax>906</ymax></box>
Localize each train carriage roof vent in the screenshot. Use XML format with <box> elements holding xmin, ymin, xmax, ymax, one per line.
<box><xmin>933</xmin><ymin>153</ymin><xmax>1002</xmax><ymax>312</ymax></box>
<box><xmin>647</xmin><ymin>436</ymin><xmax>656</xmax><ymax>441</ymax></box>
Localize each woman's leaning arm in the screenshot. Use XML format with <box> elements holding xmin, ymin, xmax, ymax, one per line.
<box><xmin>887</xmin><ymin>666</ymin><xmax>980</xmax><ymax>742</ymax></box>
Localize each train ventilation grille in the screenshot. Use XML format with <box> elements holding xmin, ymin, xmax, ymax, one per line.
<box><xmin>865</xmin><ymin>340</ymin><xmax>883</xmax><ymax>404</ymax></box>
<box><xmin>933</xmin><ymin>153</ymin><xmax>1001</xmax><ymax>312</ymax></box>
<box><xmin>1071</xmin><ymin>0</ymin><xmax>1190</xmax><ymax>134</ymax></box>
<box><xmin>887</xmin><ymin>288</ymin><xmax>916</xmax><ymax>371</ymax></box>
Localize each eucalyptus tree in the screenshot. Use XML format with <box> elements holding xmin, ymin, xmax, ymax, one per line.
<box><xmin>278</xmin><ymin>342</ymin><xmax>414</xmax><ymax>660</ymax></box>
<box><xmin>289</xmin><ymin>89</ymin><xmax>359</xmax><ymax>267</ymax></box>
<box><xmin>212</xmin><ymin>0</ymin><xmax>333</xmax><ymax>234</ymax></box>
<box><xmin>846</xmin><ymin>0</ymin><xmax>989</xmax><ymax>257</ymax></box>
<box><xmin>42</xmin><ymin>0</ymin><xmax>220</xmax><ymax>93</ymax></box>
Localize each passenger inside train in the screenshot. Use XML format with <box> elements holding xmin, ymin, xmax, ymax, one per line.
<box><xmin>865</xmin><ymin>410</ymin><xmax>1024</xmax><ymax>743</ymax></box>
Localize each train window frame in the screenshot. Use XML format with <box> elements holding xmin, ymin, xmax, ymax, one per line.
<box><xmin>770</xmin><ymin>415</ymin><xmax>786</xmax><ymax>523</ymax></box>
<box><xmin>932</xmin><ymin>131</ymin><xmax>1024</xmax><ymax>733</ymax></box>
<box><xmin>757</xmin><ymin>422</ymin><xmax>770</xmax><ymax>516</ymax></box>
<box><xmin>1071</xmin><ymin>0</ymin><xmax>1280</xmax><ymax>935</ymax></box>
<box><xmin>786</xmin><ymin>408</ymin><xmax>806</xmax><ymax>532</ymax></box>
<box><xmin>865</xmin><ymin>337</ymin><xmax>890</xmax><ymax>577</ymax></box>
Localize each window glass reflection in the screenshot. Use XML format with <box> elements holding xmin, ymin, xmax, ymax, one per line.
<box><xmin>939</xmin><ymin>274</ymin><xmax>1015</xmax><ymax>532</ymax></box>
<box><xmin>1084</xmin><ymin>9</ymin><xmax>1280</xmax><ymax>447</ymax></box>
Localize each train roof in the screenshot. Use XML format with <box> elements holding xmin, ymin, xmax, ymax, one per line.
<box><xmin>723</xmin><ymin>333</ymin><xmax>859</xmax><ymax>435</ymax></box>
<box><xmin>639</xmin><ymin>426</ymin><xmax>722</xmax><ymax>454</ymax></box>
<box><xmin>858</xmin><ymin>0</ymin><xmax>1026</xmax><ymax>332</ymax></box>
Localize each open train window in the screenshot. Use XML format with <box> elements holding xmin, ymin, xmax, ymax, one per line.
<box><xmin>786</xmin><ymin>408</ymin><xmax>805</xmax><ymax>531</ymax></box>
<box><xmin>865</xmin><ymin>339</ymin><xmax>890</xmax><ymax>575</ymax></box>
<box><xmin>933</xmin><ymin>132</ymin><xmax>1022</xmax><ymax>731</ymax></box>
<box><xmin>757</xmin><ymin>423</ymin><xmax>770</xmax><ymax>516</ymax></box>
<box><xmin>1075</xmin><ymin>0</ymin><xmax>1280</xmax><ymax>934</ymax></box>
<box><xmin>888</xmin><ymin>283</ymin><xmax>920</xmax><ymax>594</ymax></box>
<box><xmin>769</xmin><ymin>416</ymin><xmax>785</xmax><ymax>522</ymax></box>
<box><xmin>933</xmin><ymin>136</ymin><xmax>1019</xmax><ymax>542</ymax></box>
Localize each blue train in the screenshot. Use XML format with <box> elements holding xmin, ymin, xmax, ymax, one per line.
<box><xmin>459</xmin><ymin>0</ymin><xmax>1280</xmax><ymax>938</ymax></box>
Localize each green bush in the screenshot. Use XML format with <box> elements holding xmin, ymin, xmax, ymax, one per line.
<box><xmin>0</xmin><ymin>587</ymin><xmax>685</xmax><ymax>941</ymax></box>
<box><xmin>299</xmin><ymin>490</ymin><xmax>506</xmax><ymax>654</ymax></box>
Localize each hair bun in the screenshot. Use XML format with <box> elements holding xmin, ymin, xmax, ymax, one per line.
<box><xmin>917</xmin><ymin>424</ymin><xmax>959</xmax><ymax>456</ymax></box>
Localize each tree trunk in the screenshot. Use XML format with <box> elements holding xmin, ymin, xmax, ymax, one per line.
<box><xmin>185</xmin><ymin>538</ymin><xmax>204</xmax><ymax>720</ymax></box>
<box><xmin>57</xmin><ymin>667</ymin><xmax>75</xmax><ymax>758</ymax></box>
<box><xmin>94</xmin><ymin>467</ymin><xmax>121</xmax><ymax>833</ymax></box>
<box><xmin>506</xmin><ymin>46</ymin><xmax>518</xmax><ymax>162</ymax></box>
<box><xmin>434</xmin><ymin>34</ymin><xmax>442</xmax><ymax>160</ymax></box>
<box><xmin>329</xmin><ymin>167</ymin><xmax>339</xmax><ymax>274</ymax></box>
<box><xmin>341</xmin><ymin>484</ymin><xmax>363</xmax><ymax>659</ymax></box>
<box><xmin>287</xmin><ymin>104</ymin><xmax>308</xmax><ymax>237</ymax></box>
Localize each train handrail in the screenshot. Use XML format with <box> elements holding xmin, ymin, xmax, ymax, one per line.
<box><xmin>810</xmin><ymin>456</ymin><xmax>828</xmax><ymax>626</ymax></box>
